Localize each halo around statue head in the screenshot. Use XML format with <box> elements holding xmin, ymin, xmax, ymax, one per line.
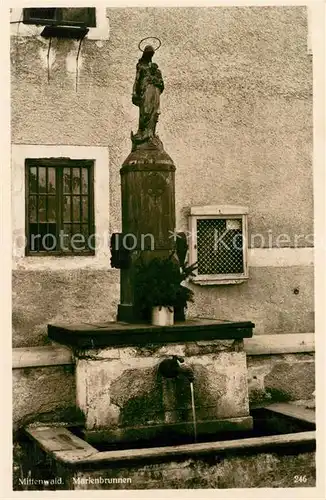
<box><xmin>138</xmin><ymin>37</ymin><xmax>161</xmax><ymax>53</ymax></box>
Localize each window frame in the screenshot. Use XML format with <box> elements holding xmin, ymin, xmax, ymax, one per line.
<box><xmin>188</xmin><ymin>205</ymin><xmax>249</xmax><ymax>285</ymax></box>
<box><xmin>25</xmin><ymin>157</ymin><xmax>95</xmax><ymax>257</ymax></box>
<box><xmin>10</xmin><ymin>8</ymin><xmax>109</xmax><ymax>41</ymax></box>
<box><xmin>22</xmin><ymin>8</ymin><xmax>96</xmax><ymax>28</ymax></box>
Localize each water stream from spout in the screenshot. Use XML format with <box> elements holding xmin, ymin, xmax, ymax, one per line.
<box><xmin>190</xmin><ymin>382</ymin><xmax>197</xmax><ymax>443</ymax></box>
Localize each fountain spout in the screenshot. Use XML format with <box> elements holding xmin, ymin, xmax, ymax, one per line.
<box><xmin>158</xmin><ymin>355</ymin><xmax>194</xmax><ymax>382</ymax></box>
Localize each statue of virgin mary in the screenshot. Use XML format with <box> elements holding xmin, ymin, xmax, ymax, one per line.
<box><xmin>131</xmin><ymin>45</ymin><xmax>164</xmax><ymax>146</ymax></box>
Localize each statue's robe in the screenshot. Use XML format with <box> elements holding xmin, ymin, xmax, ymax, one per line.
<box><xmin>132</xmin><ymin>61</ymin><xmax>164</xmax><ymax>143</ymax></box>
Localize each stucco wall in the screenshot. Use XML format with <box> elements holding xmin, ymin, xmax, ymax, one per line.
<box><xmin>12</xmin><ymin>265</ymin><xmax>313</xmax><ymax>347</ymax></box>
<box><xmin>12</xmin><ymin>270</ymin><xmax>120</xmax><ymax>347</ymax></box>
<box><xmin>11</xmin><ymin>6</ymin><xmax>313</xmax><ymax>346</ymax></box>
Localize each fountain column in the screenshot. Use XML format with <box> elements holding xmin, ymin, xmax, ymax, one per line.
<box><xmin>115</xmin><ymin>42</ymin><xmax>177</xmax><ymax>323</ymax></box>
<box><xmin>118</xmin><ymin>142</ymin><xmax>176</xmax><ymax>322</ymax></box>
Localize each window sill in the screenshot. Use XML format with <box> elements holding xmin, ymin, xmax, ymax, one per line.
<box><xmin>191</xmin><ymin>276</ymin><xmax>249</xmax><ymax>286</ymax></box>
<box><xmin>25</xmin><ymin>251</ymin><xmax>96</xmax><ymax>257</ymax></box>
<box><xmin>13</xmin><ymin>255</ymin><xmax>113</xmax><ymax>271</ymax></box>
<box><xmin>40</xmin><ymin>25</ymin><xmax>89</xmax><ymax>40</ymax></box>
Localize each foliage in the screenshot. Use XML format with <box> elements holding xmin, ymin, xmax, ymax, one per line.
<box><xmin>134</xmin><ymin>254</ymin><xmax>197</xmax><ymax>313</ymax></box>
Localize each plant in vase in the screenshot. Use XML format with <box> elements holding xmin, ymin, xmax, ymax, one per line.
<box><xmin>134</xmin><ymin>255</ymin><xmax>196</xmax><ymax>326</ymax></box>
<box><xmin>174</xmin><ymin>261</ymin><xmax>198</xmax><ymax>322</ymax></box>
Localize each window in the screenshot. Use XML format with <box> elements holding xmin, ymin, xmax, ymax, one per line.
<box><xmin>11</xmin><ymin>8</ymin><xmax>109</xmax><ymax>41</ymax></box>
<box><xmin>188</xmin><ymin>205</ymin><xmax>249</xmax><ymax>285</ymax></box>
<box><xmin>25</xmin><ymin>158</ymin><xmax>95</xmax><ymax>256</ymax></box>
<box><xmin>23</xmin><ymin>8</ymin><xmax>96</xmax><ymax>27</ymax></box>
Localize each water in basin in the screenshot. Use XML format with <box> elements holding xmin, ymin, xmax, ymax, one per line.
<box><xmin>69</xmin><ymin>408</ymin><xmax>315</xmax><ymax>452</ymax></box>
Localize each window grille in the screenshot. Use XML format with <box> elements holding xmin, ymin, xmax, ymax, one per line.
<box><xmin>25</xmin><ymin>158</ymin><xmax>95</xmax><ymax>256</ymax></box>
<box><xmin>197</xmin><ymin>218</ymin><xmax>244</xmax><ymax>275</ymax></box>
<box><xmin>189</xmin><ymin>206</ymin><xmax>248</xmax><ymax>285</ymax></box>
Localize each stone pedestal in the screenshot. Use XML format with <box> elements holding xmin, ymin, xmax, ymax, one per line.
<box><xmin>48</xmin><ymin>318</ymin><xmax>254</xmax><ymax>444</ymax></box>
<box><xmin>75</xmin><ymin>341</ymin><xmax>250</xmax><ymax>432</ymax></box>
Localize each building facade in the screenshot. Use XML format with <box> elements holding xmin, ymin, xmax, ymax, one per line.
<box><xmin>11</xmin><ymin>6</ymin><xmax>314</xmax><ymax>431</ymax></box>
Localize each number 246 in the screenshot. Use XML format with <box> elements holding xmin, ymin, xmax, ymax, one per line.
<box><xmin>294</xmin><ymin>475</ymin><xmax>307</xmax><ymax>483</ymax></box>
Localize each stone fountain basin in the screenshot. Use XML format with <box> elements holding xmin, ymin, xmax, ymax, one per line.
<box><xmin>21</xmin><ymin>405</ymin><xmax>316</xmax><ymax>490</ymax></box>
<box><xmin>47</xmin><ymin>318</ymin><xmax>255</xmax><ymax>432</ymax></box>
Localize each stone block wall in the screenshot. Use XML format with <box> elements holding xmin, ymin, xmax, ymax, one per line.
<box><xmin>247</xmin><ymin>353</ymin><xmax>315</xmax><ymax>406</ymax></box>
<box><xmin>12</xmin><ymin>346</ymin><xmax>315</xmax><ymax>489</ymax></box>
<box><xmin>75</xmin><ymin>339</ymin><xmax>250</xmax><ymax>436</ymax></box>
<box><xmin>13</xmin><ymin>366</ymin><xmax>76</xmax><ymax>431</ymax></box>
<box><xmin>12</xmin><ymin>347</ymin><xmax>315</xmax><ymax>431</ymax></box>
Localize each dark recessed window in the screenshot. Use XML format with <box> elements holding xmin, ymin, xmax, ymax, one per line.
<box><xmin>23</xmin><ymin>8</ymin><xmax>96</xmax><ymax>27</ymax></box>
<box><xmin>25</xmin><ymin>158</ymin><xmax>95</xmax><ymax>256</ymax></box>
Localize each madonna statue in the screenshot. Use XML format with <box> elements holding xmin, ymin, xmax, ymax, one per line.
<box><xmin>131</xmin><ymin>44</ymin><xmax>164</xmax><ymax>147</ymax></box>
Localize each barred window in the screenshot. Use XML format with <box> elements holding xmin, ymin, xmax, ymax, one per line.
<box><xmin>25</xmin><ymin>158</ymin><xmax>95</xmax><ymax>256</ymax></box>
<box><xmin>197</xmin><ymin>218</ymin><xmax>244</xmax><ymax>275</ymax></box>
<box><xmin>188</xmin><ymin>206</ymin><xmax>249</xmax><ymax>285</ymax></box>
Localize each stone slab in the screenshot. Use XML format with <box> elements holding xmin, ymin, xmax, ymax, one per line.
<box><xmin>76</xmin><ymin>431</ymin><xmax>316</xmax><ymax>467</ymax></box>
<box><xmin>264</xmin><ymin>403</ymin><xmax>315</xmax><ymax>424</ymax></box>
<box><xmin>25</xmin><ymin>426</ymin><xmax>97</xmax><ymax>454</ymax></box>
<box><xmin>13</xmin><ymin>345</ymin><xmax>73</xmax><ymax>369</ymax></box>
<box><xmin>11</xmin><ymin>333</ymin><xmax>315</xmax><ymax>369</ymax></box>
<box><xmin>48</xmin><ymin>318</ymin><xmax>254</xmax><ymax>349</ymax></box>
<box><xmin>23</xmin><ymin>424</ymin><xmax>315</xmax><ymax>468</ymax></box>
<box><xmin>244</xmin><ymin>333</ymin><xmax>314</xmax><ymax>355</ymax></box>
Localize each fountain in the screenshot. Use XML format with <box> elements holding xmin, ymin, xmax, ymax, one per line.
<box><xmin>17</xmin><ymin>39</ymin><xmax>316</xmax><ymax>490</ymax></box>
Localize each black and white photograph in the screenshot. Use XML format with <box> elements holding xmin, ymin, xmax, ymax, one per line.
<box><xmin>3</xmin><ymin>0</ymin><xmax>325</xmax><ymax>495</ymax></box>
